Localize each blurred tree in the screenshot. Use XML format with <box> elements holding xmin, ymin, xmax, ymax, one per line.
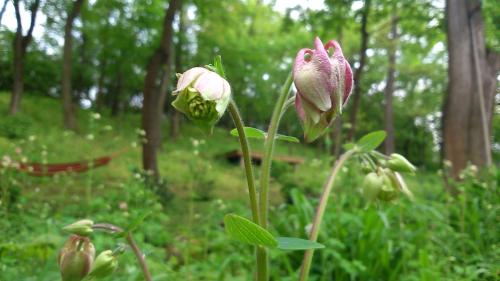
<box><xmin>383</xmin><ymin>4</ymin><xmax>397</xmax><ymax>154</ymax></box>
<box><xmin>142</xmin><ymin>0</ymin><xmax>181</xmax><ymax>179</ymax></box>
<box><xmin>443</xmin><ymin>0</ymin><xmax>499</xmax><ymax>177</ymax></box>
<box><xmin>0</xmin><ymin>0</ymin><xmax>8</xmax><ymax>25</ymax></box>
<box><xmin>347</xmin><ymin>0</ymin><xmax>371</xmax><ymax>140</ymax></box>
<box><xmin>9</xmin><ymin>0</ymin><xmax>41</xmax><ymax>115</ymax></box>
<box><xmin>171</xmin><ymin>4</ymin><xmax>186</xmax><ymax>140</ymax></box>
<box><xmin>61</xmin><ymin>0</ymin><xmax>85</xmax><ymax>130</ymax></box>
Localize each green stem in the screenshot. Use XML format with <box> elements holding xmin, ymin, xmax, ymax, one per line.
<box><xmin>257</xmin><ymin>72</ymin><xmax>293</xmax><ymax>281</ymax></box>
<box><xmin>228</xmin><ymin>100</ymin><xmax>260</xmax><ymax>224</ymax></box>
<box><xmin>298</xmin><ymin>150</ymin><xmax>354</xmax><ymax>281</ymax></box>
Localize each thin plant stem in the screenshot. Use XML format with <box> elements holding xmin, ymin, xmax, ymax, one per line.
<box><xmin>298</xmin><ymin>149</ymin><xmax>355</xmax><ymax>281</ymax></box>
<box><xmin>228</xmin><ymin>100</ymin><xmax>259</xmax><ymax>224</ymax></box>
<box><xmin>125</xmin><ymin>233</ymin><xmax>153</xmax><ymax>281</ymax></box>
<box><xmin>92</xmin><ymin>223</ymin><xmax>152</xmax><ymax>281</ymax></box>
<box><xmin>257</xmin><ymin>72</ymin><xmax>293</xmax><ymax>281</ymax></box>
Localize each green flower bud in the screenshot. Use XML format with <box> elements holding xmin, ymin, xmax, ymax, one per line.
<box><xmin>387</xmin><ymin>153</ymin><xmax>416</xmax><ymax>174</ymax></box>
<box><xmin>63</xmin><ymin>219</ymin><xmax>94</xmax><ymax>236</ymax></box>
<box><xmin>362</xmin><ymin>172</ymin><xmax>383</xmax><ymax>201</ymax></box>
<box><xmin>87</xmin><ymin>250</ymin><xmax>118</xmax><ymax>279</ymax></box>
<box><xmin>377</xmin><ymin>172</ymin><xmax>398</xmax><ymax>202</ymax></box>
<box><xmin>58</xmin><ymin>235</ymin><xmax>95</xmax><ymax>281</ymax></box>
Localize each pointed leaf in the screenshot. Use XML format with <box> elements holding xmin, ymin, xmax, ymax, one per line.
<box><xmin>276</xmin><ymin>237</ymin><xmax>325</xmax><ymax>250</ymax></box>
<box><xmin>224</xmin><ymin>214</ymin><xmax>277</xmax><ymax>248</ymax></box>
<box><xmin>230</xmin><ymin>127</ymin><xmax>266</xmax><ymax>140</ymax></box>
<box><xmin>357</xmin><ymin>131</ymin><xmax>386</xmax><ymax>152</ymax></box>
<box><xmin>275</xmin><ymin>134</ymin><xmax>300</xmax><ymax>143</ymax></box>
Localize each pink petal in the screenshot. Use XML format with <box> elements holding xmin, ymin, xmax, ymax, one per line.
<box><xmin>193</xmin><ymin>71</ymin><xmax>227</xmax><ymax>101</ymax></box>
<box><xmin>175</xmin><ymin>67</ymin><xmax>208</xmax><ymax>94</ymax></box>
<box><xmin>293</xmin><ymin>38</ymin><xmax>333</xmax><ymax>112</ymax></box>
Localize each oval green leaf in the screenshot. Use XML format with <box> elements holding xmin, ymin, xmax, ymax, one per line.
<box><xmin>276</xmin><ymin>237</ymin><xmax>325</xmax><ymax>250</ymax></box>
<box><xmin>357</xmin><ymin>131</ymin><xmax>386</xmax><ymax>152</ymax></box>
<box><xmin>224</xmin><ymin>214</ymin><xmax>277</xmax><ymax>248</ymax></box>
<box><xmin>230</xmin><ymin>127</ymin><xmax>266</xmax><ymax>140</ymax></box>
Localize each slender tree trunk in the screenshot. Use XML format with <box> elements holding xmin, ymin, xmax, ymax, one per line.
<box><xmin>142</xmin><ymin>0</ymin><xmax>181</xmax><ymax>178</ymax></box>
<box><xmin>347</xmin><ymin>0</ymin><xmax>371</xmax><ymax>140</ymax></box>
<box><xmin>111</xmin><ymin>68</ymin><xmax>123</xmax><ymax>117</ymax></box>
<box><xmin>384</xmin><ymin>10</ymin><xmax>397</xmax><ymax>155</ymax></box>
<box><xmin>443</xmin><ymin>0</ymin><xmax>499</xmax><ymax>178</ymax></box>
<box><xmin>10</xmin><ymin>33</ymin><xmax>24</xmax><ymax>115</ymax></box>
<box><xmin>9</xmin><ymin>0</ymin><xmax>40</xmax><ymax>115</ymax></box>
<box><xmin>61</xmin><ymin>0</ymin><xmax>85</xmax><ymax>130</ymax></box>
<box><xmin>0</xmin><ymin>0</ymin><xmax>8</xmax><ymax>25</ymax></box>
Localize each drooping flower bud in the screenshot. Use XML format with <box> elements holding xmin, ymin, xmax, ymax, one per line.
<box><xmin>63</xmin><ymin>219</ymin><xmax>94</xmax><ymax>237</ymax></box>
<box><xmin>386</xmin><ymin>153</ymin><xmax>416</xmax><ymax>174</ymax></box>
<box><xmin>87</xmin><ymin>250</ymin><xmax>118</xmax><ymax>279</ymax></box>
<box><xmin>293</xmin><ymin>37</ymin><xmax>353</xmax><ymax>142</ymax></box>
<box><xmin>362</xmin><ymin>172</ymin><xmax>383</xmax><ymax>201</ymax></box>
<box><xmin>58</xmin><ymin>235</ymin><xmax>96</xmax><ymax>281</ymax></box>
<box><xmin>172</xmin><ymin>67</ymin><xmax>231</xmax><ymax>134</ymax></box>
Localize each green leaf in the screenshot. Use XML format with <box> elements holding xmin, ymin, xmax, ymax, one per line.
<box><xmin>275</xmin><ymin>134</ymin><xmax>300</xmax><ymax>143</ymax></box>
<box><xmin>230</xmin><ymin>127</ymin><xmax>266</xmax><ymax>140</ymax></box>
<box><xmin>123</xmin><ymin>211</ymin><xmax>152</xmax><ymax>234</ymax></box>
<box><xmin>276</xmin><ymin>237</ymin><xmax>325</xmax><ymax>250</ymax></box>
<box><xmin>224</xmin><ymin>214</ymin><xmax>278</xmax><ymax>248</ymax></box>
<box><xmin>343</xmin><ymin>142</ymin><xmax>355</xmax><ymax>150</ymax></box>
<box><xmin>214</xmin><ymin>55</ymin><xmax>226</xmax><ymax>78</ymax></box>
<box><xmin>357</xmin><ymin>131</ymin><xmax>386</xmax><ymax>152</ymax></box>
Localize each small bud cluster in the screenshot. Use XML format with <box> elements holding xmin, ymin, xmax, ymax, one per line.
<box><xmin>361</xmin><ymin>153</ymin><xmax>415</xmax><ymax>203</ymax></box>
<box><xmin>59</xmin><ymin>220</ymin><xmax>120</xmax><ymax>281</ymax></box>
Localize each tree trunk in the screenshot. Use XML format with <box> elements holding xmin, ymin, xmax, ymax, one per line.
<box><xmin>9</xmin><ymin>0</ymin><xmax>40</xmax><ymax>115</ymax></box>
<box><xmin>61</xmin><ymin>0</ymin><xmax>85</xmax><ymax>130</ymax></box>
<box><xmin>347</xmin><ymin>0</ymin><xmax>371</xmax><ymax>140</ymax></box>
<box><xmin>384</xmin><ymin>10</ymin><xmax>397</xmax><ymax>155</ymax></box>
<box><xmin>142</xmin><ymin>0</ymin><xmax>181</xmax><ymax>179</ymax></box>
<box><xmin>0</xmin><ymin>0</ymin><xmax>8</xmax><ymax>25</ymax></box>
<box><xmin>443</xmin><ymin>0</ymin><xmax>499</xmax><ymax>178</ymax></box>
<box><xmin>111</xmin><ymin>68</ymin><xmax>123</xmax><ymax>117</ymax></box>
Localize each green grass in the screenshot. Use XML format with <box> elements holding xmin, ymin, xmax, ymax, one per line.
<box><xmin>0</xmin><ymin>92</ymin><xmax>498</xmax><ymax>281</ymax></box>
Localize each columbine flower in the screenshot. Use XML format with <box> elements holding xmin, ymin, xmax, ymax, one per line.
<box><xmin>293</xmin><ymin>37</ymin><xmax>353</xmax><ymax>142</ymax></box>
<box><xmin>58</xmin><ymin>235</ymin><xmax>95</xmax><ymax>281</ymax></box>
<box><xmin>172</xmin><ymin>67</ymin><xmax>231</xmax><ymax>134</ymax></box>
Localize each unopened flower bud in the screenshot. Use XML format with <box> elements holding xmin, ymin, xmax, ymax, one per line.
<box><xmin>377</xmin><ymin>172</ymin><xmax>398</xmax><ymax>202</ymax></box>
<box><xmin>293</xmin><ymin>37</ymin><xmax>353</xmax><ymax>142</ymax></box>
<box><xmin>63</xmin><ymin>219</ymin><xmax>94</xmax><ymax>237</ymax></box>
<box><xmin>87</xmin><ymin>250</ymin><xmax>118</xmax><ymax>279</ymax></box>
<box><xmin>362</xmin><ymin>172</ymin><xmax>383</xmax><ymax>201</ymax></box>
<box><xmin>387</xmin><ymin>153</ymin><xmax>416</xmax><ymax>174</ymax></box>
<box><xmin>58</xmin><ymin>235</ymin><xmax>95</xmax><ymax>281</ymax></box>
<box><xmin>172</xmin><ymin>67</ymin><xmax>231</xmax><ymax>134</ymax></box>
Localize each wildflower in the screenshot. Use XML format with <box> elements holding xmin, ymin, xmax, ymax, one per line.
<box><xmin>293</xmin><ymin>37</ymin><xmax>353</xmax><ymax>142</ymax></box>
<box><xmin>172</xmin><ymin>67</ymin><xmax>231</xmax><ymax>134</ymax></box>
<box><xmin>58</xmin><ymin>235</ymin><xmax>95</xmax><ymax>281</ymax></box>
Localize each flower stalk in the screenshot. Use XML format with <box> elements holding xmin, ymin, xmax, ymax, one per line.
<box><xmin>298</xmin><ymin>149</ymin><xmax>355</xmax><ymax>281</ymax></box>
<box><xmin>257</xmin><ymin>72</ymin><xmax>294</xmax><ymax>280</ymax></box>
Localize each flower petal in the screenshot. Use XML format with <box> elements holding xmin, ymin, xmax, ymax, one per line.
<box><xmin>193</xmin><ymin>71</ymin><xmax>227</xmax><ymax>101</ymax></box>
<box><xmin>293</xmin><ymin>38</ymin><xmax>333</xmax><ymax>112</ymax></box>
<box><xmin>174</xmin><ymin>67</ymin><xmax>208</xmax><ymax>94</ymax></box>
